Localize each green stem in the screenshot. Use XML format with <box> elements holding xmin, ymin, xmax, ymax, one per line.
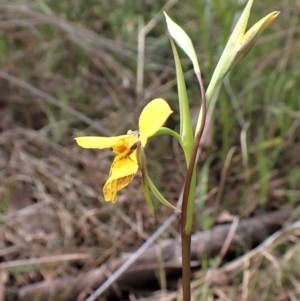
<box><xmin>137</xmin><ymin>147</ymin><xmax>155</xmax><ymax>214</ymax></box>
<box><xmin>181</xmin><ymin>71</ymin><xmax>207</xmax><ymax>301</ymax></box>
<box><xmin>153</xmin><ymin>127</ymin><xmax>182</xmax><ymax>146</ymax></box>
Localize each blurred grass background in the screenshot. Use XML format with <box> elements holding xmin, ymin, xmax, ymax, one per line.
<box><xmin>0</xmin><ymin>0</ymin><xmax>300</xmax><ymax>300</ymax></box>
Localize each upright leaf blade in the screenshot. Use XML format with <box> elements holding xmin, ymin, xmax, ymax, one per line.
<box><xmin>206</xmin><ymin>0</ymin><xmax>254</xmax><ymax>107</ymax></box>
<box><xmin>170</xmin><ymin>39</ymin><xmax>193</xmax><ymax>164</ymax></box>
<box><xmin>164</xmin><ymin>12</ymin><xmax>200</xmax><ymax>74</ymax></box>
<box><xmin>231</xmin><ymin>11</ymin><xmax>280</xmax><ymax>70</ymax></box>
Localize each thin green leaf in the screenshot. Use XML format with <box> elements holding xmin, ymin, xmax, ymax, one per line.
<box><xmin>206</xmin><ymin>0</ymin><xmax>254</xmax><ymax>106</ymax></box>
<box><xmin>147</xmin><ymin>175</ymin><xmax>179</xmax><ymax>211</ymax></box>
<box><xmin>170</xmin><ymin>39</ymin><xmax>193</xmax><ymax>165</ymax></box>
<box><xmin>231</xmin><ymin>11</ymin><xmax>280</xmax><ymax>70</ymax></box>
<box><xmin>164</xmin><ymin>11</ymin><xmax>200</xmax><ymax>74</ymax></box>
<box><xmin>142</xmin><ymin>174</ymin><xmax>154</xmax><ymax>215</ymax></box>
<box><xmin>196</xmin><ymin>156</ymin><xmax>214</xmax><ymax>225</ymax></box>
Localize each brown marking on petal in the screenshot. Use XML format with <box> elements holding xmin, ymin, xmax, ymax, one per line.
<box><xmin>103</xmin><ymin>173</ymin><xmax>135</xmax><ymax>202</ymax></box>
<box><xmin>109</xmin><ymin>151</ymin><xmax>138</xmax><ymax>176</ymax></box>
<box><xmin>103</xmin><ymin>180</ymin><xmax>117</xmax><ymax>202</ymax></box>
<box><xmin>116</xmin><ymin>174</ymin><xmax>136</xmax><ymax>191</ymax></box>
<box><xmin>112</xmin><ymin>138</ymin><xmax>128</xmax><ymax>155</ymax></box>
<box><xmin>130</xmin><ymin>140</ymin><xmax>141</xmax><ymax>151</ymax></box>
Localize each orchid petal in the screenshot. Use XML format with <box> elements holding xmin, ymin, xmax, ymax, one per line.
<box><xmin>75</xmin><ymin>136</ymin><xmax>126</xmax><ymax>149</ymax></box>
<box><xmin>139</xmin><ymin>98</ymin><xmax>173</xmax><ymax>146</ymax></box>
<box><xmin>103</xmin><ymin>154</ymin><xmax>138</xmax><ymax>202</ymax></box>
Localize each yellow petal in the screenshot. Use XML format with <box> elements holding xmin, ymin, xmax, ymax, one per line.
<box><xmin>130</xmin><ymin>150</ymin><xmax>138</xmax><ymax>163</ymax></box>
<box><xmin>103</xmin><ymin>154</ymin><xmax>138</xmax><ymax>202</ymax></box>
<box><xmin>108</xmin><ymin>154</ymin><xmax>139</xmax><ymax>184</ymax></box>
<box><xmin>75</xmin><ymin>136</ymin><xmax>126</xmax><ymax>149</ymax></box>
<box><xmin>139</xmin><ymin>98</ymin><xmax>173</xmax><ymax>146</ymax></box>
<box><xmin>103</xmin><ymin>179</ymin><xmax>118</xmax><ymax>202</ymax></box>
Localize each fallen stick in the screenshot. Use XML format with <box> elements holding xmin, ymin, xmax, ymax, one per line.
<box><xmin>17</xmin><ymin>209</ymin><xmax>292</xmax><ymax>301</ymax></box>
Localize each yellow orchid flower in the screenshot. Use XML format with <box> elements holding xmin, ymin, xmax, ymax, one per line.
<box><xmin>75</xmin><ymin>98</ymin><xmax>173</xmax><ymax>202</ymax></box>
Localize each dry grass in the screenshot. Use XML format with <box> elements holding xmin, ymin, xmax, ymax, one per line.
<box><xmin>0</xmin><ymin>0</ymin><xmax>300</xmax><ymax>300</ymax></box>
<box><xmin>0</xmin><ymin>2</ymin><xmax>182</xmax><ymax>299</ymax></box>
